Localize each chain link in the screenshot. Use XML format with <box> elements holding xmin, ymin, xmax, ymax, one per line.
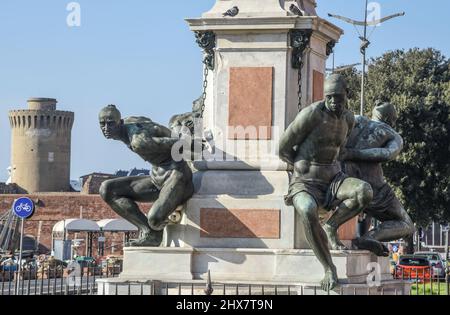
<box><xmin>200</xmin><ymin>66</ymin><xmax>209</xmax><ymax>118</ymax></box>
<box><xmin>290</xmin><ymin>29</ymin><xmax>311</xmax><ymax>112</ymax></box>
<box><xmin>297</xmin><ymin>59</ymin><xmax>303</xmax><ymax>112</ymax></box>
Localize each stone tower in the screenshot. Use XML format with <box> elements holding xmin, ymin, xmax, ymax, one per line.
<box><xmin>8</xmin><ymin>98</ymin><xmax>74</xmax><ymax>193</ymax></box>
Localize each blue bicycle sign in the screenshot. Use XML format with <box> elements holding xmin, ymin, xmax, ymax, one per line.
<box><xmin>13</xmin><ymin>197</ymin><xmax>35</xmax><ymax>219</ymax></box>
<box><xmin>16</xmin><ymin>203</ymin><xmax>32</xmax><ymax>212</ymax></box>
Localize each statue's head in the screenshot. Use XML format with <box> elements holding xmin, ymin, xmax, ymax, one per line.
<box><xmin>372</xmin><ymin>102</ymin><xmax>398</xmax><ymax>127</ymax></box>
<box><xmin>99</xmin><ymin>105</ymin><xmax>123</xmax><ymax>140</ymax></box>
<box><xmin>324</xmin><ymin>74</ymin><xmax>348</xmax><ymax>116</ymax></box>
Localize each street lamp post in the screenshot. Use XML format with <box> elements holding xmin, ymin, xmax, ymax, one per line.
<box><xmin>329</xmin><ymin>1</ymin><xmax>405</xmax><ymax>116</ymax></box>
<box><xmin>361</xmin><ymin>0</ymin><xmax>369</xmax><ymax>116</ymax></box>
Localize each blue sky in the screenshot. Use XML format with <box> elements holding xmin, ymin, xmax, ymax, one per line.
<box><xmin>0</xmin><ymin>0</ymin><xmax>449</xmax><ymax>182</ymax></box>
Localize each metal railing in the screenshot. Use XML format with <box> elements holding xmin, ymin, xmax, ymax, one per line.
<box><xmin>94</xmin><ymin>279</ymin><xmax>446</xmax><ymax>296</ymax></box>
<box><xmin>0</xmin><ymin>261</ymin><xmax>121</xmax><ymax>295</ymax></box>
<box><xmin>2</xmin><ymin>264</ymin><xmax>448</xmax><ymax>295</ymax></box>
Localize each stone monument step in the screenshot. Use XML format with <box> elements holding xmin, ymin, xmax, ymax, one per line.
<box><xmin>120</xmin><ymin>247</ymin><xmax>393</xmax><ymax>284</ymax></box>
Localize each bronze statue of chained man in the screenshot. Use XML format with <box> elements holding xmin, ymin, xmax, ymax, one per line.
<box><xmin>279</xmin><ymin>74</ymin><xmax>374</xmax><ymax>290</ymax></box>
<box><xmin>334</xmin><ymin>102</ymin><xmax>415</xmax><ymax>256</ymax></box>
<box><xmin>98</xmin><ymin>104</ymin><xmax>195</xmax><ymax>247</ymax></box>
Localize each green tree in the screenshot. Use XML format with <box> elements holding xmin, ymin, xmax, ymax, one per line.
<box><xmin>341</xmin><ymin>48</ymin><xmax>450</xmax><ymax>228</ymax></box>
<box><xmin>338</xmin><ymin>67</ymin><xmax>361</xmax><ymax>112</ymax></box>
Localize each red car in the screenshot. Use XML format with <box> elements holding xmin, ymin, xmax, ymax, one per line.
<box><xmin>395</xmin><ymin>255</ymin><xmax>432</xmax><ymax>281</ymax></box>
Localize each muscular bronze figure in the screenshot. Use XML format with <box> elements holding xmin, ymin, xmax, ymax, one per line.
<box><xmin>279</xmin><ymin>74</ymin><xmax>373</xmax><ymax>290</ymax></box>
<box><xmin>334</xmin><ymin>102</ymin><xmax>415</xmax><ymax>256</ymax></box>
<box><xmin>98</xmin><ymin>105</ymin><xmax>194</xmax><ymax>247</ymax></box>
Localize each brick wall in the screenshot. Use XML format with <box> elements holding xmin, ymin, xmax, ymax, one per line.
<box><xmin>0</xmin><ymin>193</ymin><xmax>151</xmax><ymax>256</ymax></box>
<box><xmin>81</xmin><ymin>175</ymin><xmax>116</xmax><ymax>195</ymax></box>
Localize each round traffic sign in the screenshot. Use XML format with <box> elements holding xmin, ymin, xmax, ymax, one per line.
<box><xmin>12</xmin><ymin>197</ymin><xmax>35</xmax><ymax>219</ymax></box>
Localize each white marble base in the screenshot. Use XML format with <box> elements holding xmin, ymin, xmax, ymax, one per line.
<box><xmin>120</xmin><ymin>247</ymin><xmax>194</xmax><ymax>281</ymax></box>
<box><xmin>97</xmin><ymin>247</ymin><xmax>409</xmax><ymax>295</ymax></box>
<box><xmin>119</xmin><ymin>247</ymin><xmax>392</xmax><ymax>284</ymax></box>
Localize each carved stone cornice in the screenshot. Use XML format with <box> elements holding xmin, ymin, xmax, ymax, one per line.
<box><xmin>195</xmin><ymin>31</ymin><xmax>216</xmax><ymax>70</ymax></box>
<box><xmin>290</xmin><ymin>29</ymin><xmax>312</xmax><ymax>69</ymax></box>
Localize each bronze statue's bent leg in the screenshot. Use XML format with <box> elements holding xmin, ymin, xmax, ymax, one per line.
<box><xmin>356</xmin><ymin>197</ymin><xmax>415</xmax><ymax>255</ymax></box>
<box><xmin>292</xmin><ymin>192</ymin><xmax>338</xmax><ymax>291</ymax></box>
<box><xmin>324</xmin><ymin>177</ymin><xmax>373</xmax><ymax>250</ymax></box>
<box><xmin>100</xmin><ymin>176</ymin><xmax>160</xmax><ymax>235</ymax></box>
<box><xmin>147</xmin><ymin>169</ymin><xmax>194</xmax><ymax>231</ymax></box>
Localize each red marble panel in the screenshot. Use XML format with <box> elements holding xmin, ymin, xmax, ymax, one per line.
<box><xmin>338</xmin><ymin>217</ymin><xmax>358</xmax><ymax>241</ymax></box>
<box><xmin>200</xmin><ymin>208</ymin><xmax>280</xmax><ymax>239</ymax></box>
<box><xmin>228</xmin><ymin>67</ymin><xmax>273</xmax><ymax>140</ymax></box>
<box><xmin>313</xmin><ymin>70</ymin><xmax>324</xmax><ymax>102</ymax></box>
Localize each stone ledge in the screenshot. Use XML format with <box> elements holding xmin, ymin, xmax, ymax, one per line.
<box><xmin>120</xmin><ymin>247</ymin><xmax>392</xmax><ymax>285</ymax></box>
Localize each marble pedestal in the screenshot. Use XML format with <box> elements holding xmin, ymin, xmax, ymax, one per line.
<box><xmin>164</xmin><ymin>170</ymin><xmax>307</xmax><ymax>249</ymax></box>
<box><xmin>97</xmin><ymin>247</ymin><xmax>411</xmax><ymax>295</ymax></box>
<box><xmin>164</xmin><ymin>170</ymin><xmax>357</xmax><ymax>250</ymax></box>
<box><xmin>119</xmin><ymin>247</ymin><xmax>392</xmax><ymax>284</ymax></box>
<box><xmin>98</xmin><ymin>169</ymin><xmax>407</xmax><ymax>294</ymax></box>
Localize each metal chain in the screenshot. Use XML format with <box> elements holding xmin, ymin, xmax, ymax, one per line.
<box><xmin>290</xmin><ymin>29</ymin><xmax>311</xmax><ymax>112</ymax></box>
<box><xmin>297</xmin><ymin>58</ymin><xmax>303</xmax><ymax>112</ymax></box>
<box><xmin>200</xmin><ymin>66</ymin><xmax>209</xmax><ymax>118</ymax></box>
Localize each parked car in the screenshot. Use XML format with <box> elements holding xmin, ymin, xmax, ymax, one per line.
<box><xmin>19</xmin><ymin>258</ymin><xmax>38</xmax><ymax>280</ymax></box>
<box><xmin>37</xmin><ymin>256</ymin><xmax>66</xmax><ymax>279</ymax></box>
<box><xmin>74</xmin><ymin>256</ymin><xmax>102</xmax><ymax>276</ymax></box>
<box><xmin>0</xmin><ymin>257</ymin><xmax>17</xmax><ymax>272</ymax></box>
<box><xmin>74</xmin><ymin>256</ymin><xmax>96</xmax><ymax>268</ymax></box>
<box><xmin>415</xmin><ymin>251</ymin><xmax>446</xmax><ymax>278</ymax></box>
<box><xmin>100</xmin><ymin>256</ymin><xmax>123</xmax><ymax>275</ymax></box>
<box><xmin>395</xmin><ymin>255</ymin><xmax>432</xmax><ymax>281</ymax></box>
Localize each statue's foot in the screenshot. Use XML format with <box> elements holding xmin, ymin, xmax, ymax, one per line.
<box><xmin>321</xmin><ymin>268</ymin><xmax>339</xmax><ymax>292</ymax></box>
<box><xmin>126</xmin><ymin>230</ymin><xmax>163</xmax><ymax>247</ymax></box>
<box><xmin>323</xmin><ymin>224</ymin><xmax>348</xmax><ymax>250</ymax></box>
<box><xmin>353</xmin><ymin>237</ymin><xmax>389</xmax><ymax>257</ymax></box>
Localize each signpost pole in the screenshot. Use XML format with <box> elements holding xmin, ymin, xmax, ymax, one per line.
<box><xmin>12</xmin><ymin>197</ymin><xmax>35</xmax><ymax>295</ymax></box>
<box><xmin>15</xmin><ymin>218</ymin><xmax>24</xmax><ymax>295</ymax></box>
